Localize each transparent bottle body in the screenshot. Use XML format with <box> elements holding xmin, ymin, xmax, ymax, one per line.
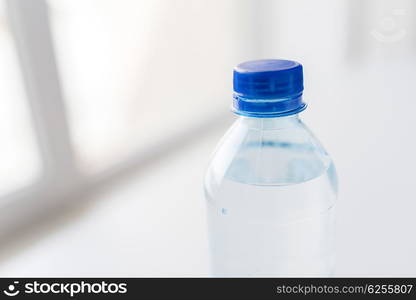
<box><xmin>204</xmin><ymin>114</ymin><xmax>337</xmax><ymax>277</ymax></box>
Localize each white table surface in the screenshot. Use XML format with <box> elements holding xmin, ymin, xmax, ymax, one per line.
<box><xmin>0</xmin><ymin>114</ymin><xmax>415</xmax><ymax>277</ymax></box>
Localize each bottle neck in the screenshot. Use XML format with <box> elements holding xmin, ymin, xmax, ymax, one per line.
<box><xmin>238</xmin><ymin>114</ymin><xmax>301</xmax><ymax>130</ymax></box>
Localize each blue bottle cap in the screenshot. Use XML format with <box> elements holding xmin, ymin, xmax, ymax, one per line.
<box><xmin>233</xmin><ymin>59</ymin><xmax>306</xmax><ymax>117</ymax></box>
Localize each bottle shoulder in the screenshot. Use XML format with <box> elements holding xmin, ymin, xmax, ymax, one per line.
<box><xmin>205</xmin><ymin>117</ymin><xmax>336</xmax><ymax>187</ymax></box>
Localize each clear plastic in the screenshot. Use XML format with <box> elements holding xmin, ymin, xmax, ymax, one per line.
<box><xmin>204</xmin><ymin>114</ymin><xmax>337</xmax><ymax>277</ymax></box>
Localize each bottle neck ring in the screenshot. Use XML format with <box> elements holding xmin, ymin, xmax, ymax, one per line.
<box><xmin>232</xmin><ymin>94</ymin><xmax>307</xmax><ymax>118</ymax></box>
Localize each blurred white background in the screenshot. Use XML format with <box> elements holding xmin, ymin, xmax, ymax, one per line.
<box><xmin>0</xmin><ymin>0</ymin><xmax>415</xmax><ymax>276</ymax></box>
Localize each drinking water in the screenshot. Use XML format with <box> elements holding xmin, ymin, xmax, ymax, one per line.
<box><xmin>204</xmin><ymin>60</ymin><xmax>338</xmax><ymax>277</ymax></box>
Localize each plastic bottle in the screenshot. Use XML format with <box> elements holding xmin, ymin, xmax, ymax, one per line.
<box><xmin>204</xmin><ymin>59</ymin><xmax>337</xmax><ymax>277</ymax></box>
